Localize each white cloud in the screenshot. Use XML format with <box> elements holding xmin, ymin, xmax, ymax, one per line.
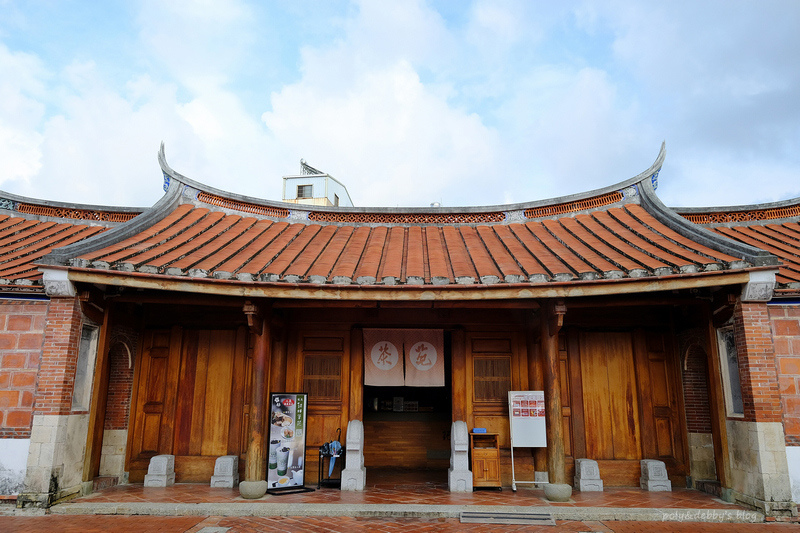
<box><xmin>1</xmin><ymin>1</ymin><xmax>798</xmax><ymax>211</ymax></box>
<box><xmin>0</xmin><ymin>44</ymin><xmax>46</xmax><ymax>186</ymax></box>
<box><xmin>264</xmin><ymin>59</ymin><xmax>499</xmax><ymax>207</ymax></box>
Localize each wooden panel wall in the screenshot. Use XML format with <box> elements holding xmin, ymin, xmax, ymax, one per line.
<box><xmin>363</xmin><ymin>416</ymin><xmax>450</xmax><ymax>469</ymax></box>
<box><xmin>127</xmin><ymin>326</ymin><xmax>249</xmax><ymax>482</ymax></box>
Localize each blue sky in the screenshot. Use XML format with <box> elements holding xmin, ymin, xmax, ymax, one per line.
<box><xmin>1</xmin><ymin>0</ymin><xmax>799</xmax><ymax>209</ymax></box>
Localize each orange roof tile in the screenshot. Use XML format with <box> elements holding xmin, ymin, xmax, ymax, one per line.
<box><xmin>63</xmin><ymin>201</ymin><xmax>760</xmax><ymax>288</ymax></box>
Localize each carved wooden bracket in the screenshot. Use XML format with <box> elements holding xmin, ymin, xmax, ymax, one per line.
<box><xmin>243</xmin><ymin>300</ymin><xmax>264</xmax><ymax>335</ymax></box>
<box><xmin>547</xmin><ymin>300</ymin><xmax>567</xmax><ymax>337</ymax></box>
<box><xmin>79</xmin><ymin>288</ymin><xmax>106</xmax><ymax>325</ymax></box>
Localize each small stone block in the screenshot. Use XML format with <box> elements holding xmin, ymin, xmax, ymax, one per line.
<box><xmin>144</xmin><ymin>455</ymin><xmax>175</xmax><ymax>487</ymax></box>
<box><xmin>147</xmin><ymin>454</ymin><xmax>174</xmax><ymax>475</ymax></box>
<box><xmin>640</xmin><ymin>459</ymin><xmax>672</xmax><ymax>491</ymax></box>
<box><xmin>575</xmin><ymin>458</ymin><xmax>601</xmax><ymax>479</ymax></box>
<box><xmin>574</xmin><ymin>459</ymin><xmax>603</xmax><ymax>491</ymax></box>
<box><xmin>210</xmin><ymin>455</ymin><xmax>239</xmax><ymax>488</ymax></box>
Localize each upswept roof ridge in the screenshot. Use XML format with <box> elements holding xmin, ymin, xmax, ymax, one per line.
<box><xmin>0</xmin><ymin>190</ymin><xmax>145</xmax><ymax>289</ymax></box>
<box><xmin>158</xmin><ymin>142</ymin><xmax>667</xmax><ymax>225</ymax></box>
<box><xmin>675</xmin><ymin>197</ymin><xmax>800</xmax><ymax>290</ymax></box>
<box><xmin>34</xmin><ymin>143</ymin><xmax>777</xmax><ymax>296</ymax></box>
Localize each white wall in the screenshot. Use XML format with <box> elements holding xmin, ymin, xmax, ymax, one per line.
<box><xmin>787</xmin><ymin>446</ymin><xmax>800</xmax><ymax>503</ymax></box>
<box><xmin>0</xmin><ymin>438</ymin><xmax>31</xmax><ymax>494</ymax></box>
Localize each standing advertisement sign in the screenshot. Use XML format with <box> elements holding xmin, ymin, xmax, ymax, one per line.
<box><xmin>267</xmin><ymin>392</ymin><xmax>313</xmax><ymax>494</ymax></box>
<box><xmin>508</xmin><ymin>390</ymin><xmax>547</xmax><ymax>491</ymax></box>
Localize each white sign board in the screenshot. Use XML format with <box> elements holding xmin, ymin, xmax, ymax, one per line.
<box><xmin>508</xmin><ymin>391</ymin><xmax>547</xmax><ymax>448</ymax></box>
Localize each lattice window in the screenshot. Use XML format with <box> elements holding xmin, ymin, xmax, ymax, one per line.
<box><xmin>682</xmin><ymin>205</ymin><xmax>800</xmax><ymax>224</ymax></box>
<box><xmin>524</xmin><ymin>191</ymin><xmax>624</xmax><ymax>219</ymax></box>
<box><xmin>473</xmin><ymin>356</ymin><xmax>512</xmax><ymax>403</ymax></box>
<box><xmin>196</xmin><ymin>192</ymin><xmax>290</xmax><ymax>218</ymax></box>
<box><xmin>303</xmin><ymin>354</ymin><xmax>342</xmax><ymax>401</ymax></box>
<box><xmin>15</xmin><ymin>203</ymin><xmax>138</xmax><ymax>222</ymax></box>
<box><xmin>308</xmin><ymin>211</ymin><xmax>506</xmax><ymax>224</ymax></box>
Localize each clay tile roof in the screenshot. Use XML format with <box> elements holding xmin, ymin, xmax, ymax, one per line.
<box><xmin>0</xmin><ymin>192</ymin><xmax>144</xmax><ymax>290</ymax></box>
<box><xmin>677</xmin><ymin>198</ymin><xmax>800</xmax><ymax>289</ymax></box>
<box><xmin>40</xmin><ymin>143</ymin><xmax>779</xmax><ymax>294</ymax></box>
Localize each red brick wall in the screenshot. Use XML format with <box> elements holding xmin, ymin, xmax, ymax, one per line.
<box><xmin>104</xmin><ymin>339</ymin><xmax>135</xmax><ymax>430</ymax></box>
<box><xmin>35</xmin><ymin>297</ymin><xmax>83</xmax><ymax>416</ymax></box>
<box><xmin>734</xmin><ymin>301</ymin><xmax>782</xmax><ymax>423</ymax></box>
<box><xmin>0</xmin><ymin>299</ymin><xmax>48</xmax><ymax>438</ymax></box>
<box><xmin>682</xmin><ymin>344</ymin><xmax>713</xmax><ymax>433</ymax></box>
<box><xmin>768</xmin><ymin>304</ymin><xmax>800</xmax><ymax>445</ymax></box>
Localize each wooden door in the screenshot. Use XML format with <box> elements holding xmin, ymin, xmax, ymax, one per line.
<box><xmin>579</xmin><ymin>331</ymin><xmax>641</xmax><ymax>461</ymax></box>
<box><xmin>633</xmin><ymin>329</ymin><xmax>687</xmax><ymax>473</ymax></box>
<box><xmin>290</xmin><ymin>332</ymin><xmax>351</xmax><ymax>479</ymax></box>
<box><xmin>566</xmin><ymin>328</ymin><xmax>687</xmax><ymax>486</ymax></box>
<box><xmin>128</xmin><ymin>328</ymin><xmax>182</xmax><ymax>470</ymax></box>
<box><xmin>128</xmin><ymin>327</ymin><xmax>249</xmax><ymax>482</ymax></box>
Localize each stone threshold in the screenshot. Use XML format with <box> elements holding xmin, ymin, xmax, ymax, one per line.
<box><xmin>43</xmin><ymin>502</ymin><xmax>766</xmax><ymax>523</ymax></box>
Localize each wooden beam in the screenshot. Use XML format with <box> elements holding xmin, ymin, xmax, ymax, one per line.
<box><xmin>67</xmin><ymin>268</ymin><xmax>756</xmax><ymax>301</ymax></box>
<box><xmin>245</xmin><ymin>311</ymin><xmax>270</xmax><ymax>482</ymax></box>
<box><xmin>541</xmin><ymin>300</ymin><xmax>566</xmax><ymax>484</ymax></box>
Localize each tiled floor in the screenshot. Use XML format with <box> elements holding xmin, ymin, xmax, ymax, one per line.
<box><xmin>76</xmin><ymin>468</ymin><xmax>738</xmax><ymax>510</ymax></box>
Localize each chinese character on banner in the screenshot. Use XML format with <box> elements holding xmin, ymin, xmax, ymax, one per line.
<box><xmin>363</xmin><ymin>329</ymin><xmax>405</xmax><ymax>386</ymax></box>
<box><xmin>404</xmin><ymin>330</ymin><xmax>444</xmax><ymax>387</ymax></box>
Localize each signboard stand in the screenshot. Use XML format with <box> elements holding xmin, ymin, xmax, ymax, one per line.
<box><xmin>508</xmin><ymin>390</ymin><xmax>547</xmax><ymax>492</ymax></box>
<box><xmin>266</xmin><ymin>392</ymin><xmax>315</xmax><ymax>495</ymax></box>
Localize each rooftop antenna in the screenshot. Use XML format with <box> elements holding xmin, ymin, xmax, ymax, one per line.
<box><xmin>300</xmin><ymin>159</ymin><xmax>324</xmax><ymax>175</ymax></box>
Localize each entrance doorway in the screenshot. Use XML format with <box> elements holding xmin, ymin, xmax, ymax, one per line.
<box><xmin>362</xmin><ymin>334</ymin><xmax>452</xmax><ymax>481</ymax></box>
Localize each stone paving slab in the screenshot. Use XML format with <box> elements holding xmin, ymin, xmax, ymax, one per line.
<box><xmin>43</xmin><ymin>501</ymin><xmax>766</xmax><ymax>523</ymax></box>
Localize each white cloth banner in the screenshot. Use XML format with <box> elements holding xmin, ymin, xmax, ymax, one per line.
<box><xmin>363</xmin><ymin>329</ymin><xmax>405</xmax><ymax>386</ymax></box>
<box><xmin>403</xmin><ymin>329</ymin><xmax>445</xmax><ymax>387</ymax></box>
<box><xmin>363</xmin><ymin>329</ymin><xmax>445</xmax><ymax>387</ymax></box>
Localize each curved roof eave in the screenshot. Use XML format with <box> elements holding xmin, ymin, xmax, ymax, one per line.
<box><xmin>158</xmin><ymin>141</ymin><xmax>667</xmax><ymax>217</ymax></box>
<box><xmin>0</xmin><ymin>189</ymin><xmax>146</xmax><ymax>214</ymax></box>
<box><xmin>639</xmin><ymin>179</ymin><xmax>779</xmax><ymax>267</ymax></box>
<box><xmin>38</xmin><ymin>180</ymin><xmax>182</xmax><ymax>267</ymax></box>
<box><xmin>0</xmin><ymin>189</ymin><xmax>148</xmax><ymax>290</ymax></box>
<box><xmin>38</xmin><ymin>141</ymin><xmax>774</xmax><ymax>294</ymax></box>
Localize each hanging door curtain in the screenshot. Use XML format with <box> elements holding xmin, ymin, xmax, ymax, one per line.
<box><xmin>363</xmin><ymin>329</ymin><xmax>444</xmax><ymax>387</ymax></box>
<box><xmin>364</xmin><ymin>329</ymin><xmax>405</xmax><ymax>386</ymax></box>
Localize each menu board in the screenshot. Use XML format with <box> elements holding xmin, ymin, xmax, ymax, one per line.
<box><xmin>508</xmin><ymin>391</ymin><xmax>546</xmax><ymax>448</ymax></box>
<box><xmin>267</xmin><ymin>393</ymin><xmax>309</xmax><ymax>492</ymax></box>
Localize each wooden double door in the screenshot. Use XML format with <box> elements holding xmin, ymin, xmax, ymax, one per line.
<box><xmin>127</xmin><ymin>327</ymin><xmax>251</xmax><ymax>482</ymax></box>
<box><xmin>563</xmin><ymin>328</ymin><xmax>687</xmax><ymax>486</ymax></box>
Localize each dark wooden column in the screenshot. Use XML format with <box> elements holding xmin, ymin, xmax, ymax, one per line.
<box><xmin>349</xmin><ymin>327</ymin><xmax>364</xmax><ymax>421</ymax></box>
<box><xmin>244</xmin><ymin>301</ymin><xmax>270</xmax><ymax>482</ymax></box>
<box><xmin>541</xmin><ymin>300</ymin><xmax>566</xmax><ymax>484</ymax></box>
<box><xmin>451</xmin><ymin>328</ymin><xmax>467</xmax><ymax>423</ymax></box>
<box><xmin>526</xmin><ymin>317</ymin><xmax>547</xmax><ymax>475</ymax></box>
